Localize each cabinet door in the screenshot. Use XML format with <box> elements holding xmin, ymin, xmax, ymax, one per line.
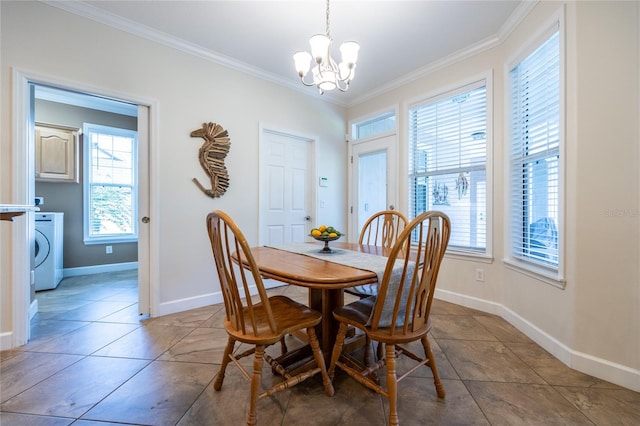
<box><xmin>35</xmin><ymin>123</ymin><xmax>79</xmax><ymax>182</ymax></box>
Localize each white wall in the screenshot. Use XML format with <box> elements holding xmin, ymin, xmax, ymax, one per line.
<box><xmin>1</xmin><ymin>2</ymin><xmax>347</xmax><ymax>339</ymax></box>
<box><xmin>349</xmin><ymin>1</ymin><xmax>639</xmax><ymax>390</ymax></box>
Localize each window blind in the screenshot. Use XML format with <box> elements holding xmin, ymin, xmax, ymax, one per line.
<box><xmin>509</xmin><ymin>30</ymin><xmax>560</xmax><ymax>268</ymax></box>
<box><xmin>408</xmin><ymin>82</ymin><xmax>487</xmax><ymax>252</ymax></box>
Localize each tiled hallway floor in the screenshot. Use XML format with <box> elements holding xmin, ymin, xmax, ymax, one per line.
<box><xmin>2</xmin><ymin>270</ymin><xmax>639</xmax><ymax>425</ymax></box>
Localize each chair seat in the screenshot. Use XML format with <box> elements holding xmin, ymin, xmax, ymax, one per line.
<box><xmin>345</xmin><ymin>283</ymin><xmax>377</xmax><ymax>297</ymax></box>
<box><xmin>333</xmin><ymin>295</ymin><xmax>432</xmax><ymax>345</ymax></box>
<box><xmin>225</xmin><ymin>295</ymin><xmax>322</xmax><ymax>345</ymax></box>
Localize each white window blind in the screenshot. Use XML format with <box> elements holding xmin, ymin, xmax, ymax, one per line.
<box><xmin>408</xmin><ymin>82</ymin><xmax>487</xmax><ymax>253</ymax></box>
<box><xmin>83</xmin><ymin>123</ymin><xmax>138</xmax><ymax>244</ymax></box>
<box><xmin>509</xmin><ymin>29</ymin><xmax>560</xmax><ymax>269</ymax></box>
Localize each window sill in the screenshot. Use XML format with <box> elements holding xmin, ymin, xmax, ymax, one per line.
<box><xmin>503</xmin><ymin>258</ymin><xmax>566</xmax><ymax>289</ymax></box>
<box><xmin>84</xmin><ymin>237</ymin><xmax>138</xmax><ymax>245</ymax></box>
<box><xmin>444</xmin><ymin>250</ymin><xmax>494</xmax><ymax>264</ymax></box>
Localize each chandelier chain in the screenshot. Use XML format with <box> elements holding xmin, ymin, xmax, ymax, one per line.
<box><xmin>325</xmin><ymin>0</ymin><xmax>331</xmax><ymax>39</ymax></box>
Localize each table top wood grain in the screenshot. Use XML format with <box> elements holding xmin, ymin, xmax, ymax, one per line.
<box><xmin>248</xmin><ymin>242</ymin><xmax>390</xmax><ymax>289</ymax></box>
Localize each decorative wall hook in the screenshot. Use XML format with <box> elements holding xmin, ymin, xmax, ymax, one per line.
<box><xmin>190</xmin><ymin>122</ymin><xmax>231</xmax><ymax>198</ymax></box>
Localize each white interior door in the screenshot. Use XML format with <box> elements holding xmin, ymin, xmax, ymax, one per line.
<box><xmin>349</xmin><ymin>134</ymin><xmax>398</xmax><ymax>241</ymax></box>
<box><xmin>137</xmin><ymin>105</ymin><xmax>150</xmax><ymax>315</ymax></box>
<box><xmin>259</xmin><ymin>128</ymin><xmax>315</xmax><ymax>247</ymax></box>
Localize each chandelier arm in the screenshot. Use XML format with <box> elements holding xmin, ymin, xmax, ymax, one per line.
<box><xmin>315</xmin><ymin>47</ymin><xmax>337</xmax><ymax>81</ymax></box>
<box><xmin>299</xmin><ymin>75</ymin><xmax>317</xmax><ymax>87</ymax></box>
<box><xmin>335</xmin><ymin>79</ymin><xmax>349</xmax><ymax>92</ymax></box>
<box><xmin>338</xmin><ymin>65</ymin><xmax>355</xmax><ymax>82</ymax></box>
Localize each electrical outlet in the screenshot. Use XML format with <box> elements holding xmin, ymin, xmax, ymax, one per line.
<box><xmin>475</xmin><ymin>268</ymin><xmax>485</xmax><ymax>282</ymax></box>
<box><xmin>106</xmin><ymin>245</ymin><xmax>113</xmax><ymax>254</ymax></box>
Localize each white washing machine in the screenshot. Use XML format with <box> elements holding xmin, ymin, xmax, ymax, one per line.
<box><xmin>35</xmin><ymin>212</ymin><xmax>64</xmax><ymax>291</ymax></box>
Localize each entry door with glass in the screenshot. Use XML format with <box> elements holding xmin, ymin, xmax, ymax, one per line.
<box><xmin>349</xmin><ymin>134</ymin><xmax>398</xmax><ymax>241</ymax></box>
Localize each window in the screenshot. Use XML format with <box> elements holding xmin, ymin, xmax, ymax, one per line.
<box><xmin>83</xmin><ymin>123</ymin><xmax>138</xmax><ymax>244</ymax></box>
<box><xmin>507</xmin><ymin>25</ymin><xmax>562</xmax><ymax>278</ymax></box>
<box><xmin>408</xmin><ymin>81</ymin><xmax>488</xmax><ymax>254</ymax></box>
<box><xmin>351</xmin><ymin>110</ymin><xmax>396</xmax><ymax>140</ymax></box>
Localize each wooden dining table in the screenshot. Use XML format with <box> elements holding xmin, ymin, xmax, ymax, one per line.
<box><xmin>247</xmin><ymin>241</ymin><xmax>391</xmax><ymax>360</ymax></box>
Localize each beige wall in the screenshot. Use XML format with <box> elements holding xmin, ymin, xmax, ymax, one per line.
<box><xmin>349</xmin><ymin>1</ymin><xmax>639</xmax><ymax>390</ymax></box>
<box><xmin>1</xmin><ymin>1</ymin><xmax>347</xmax><ymax>344</ymax></box>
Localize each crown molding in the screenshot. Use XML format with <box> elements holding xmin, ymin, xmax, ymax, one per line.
<box><xmin>43</xmin><ymin>1</ymin><xmax>348</xmax><ymax>107</ymax></box>
<box><xmin>44</xmin><ymin>0</ymin><xmax>537</xmax><ymax>109</ymax></box>
<box><xmin>346</xmin><ymin>0</ymin><xmax>539</xmax><ymax>107</ymax></box>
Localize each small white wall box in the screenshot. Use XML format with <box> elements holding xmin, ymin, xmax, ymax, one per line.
<box><xmin>319</xmin><ymin>177</ymin><xmax>329</xmax><ymax>187</ymax></box>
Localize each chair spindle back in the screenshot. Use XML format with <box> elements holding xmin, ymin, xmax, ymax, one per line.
<box><xmin>207</xmin><ymin>210</ymin><xmax>277</xmax><ymax>336</ymax></box>
<box><xmin>369</xmin><ymin>211</ymin><xmax>450</xmax><ymax>334</ymax></box>
<box><xmin>359</xmin><ymin>210</ymin><xmax>408</xmax><ymax>248</ymax></box>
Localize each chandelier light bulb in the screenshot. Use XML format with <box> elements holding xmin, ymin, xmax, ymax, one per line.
<box><xmin>294</xmin><ymin>51</ymin><xmax>312</xmax><ymax>76</ymax></box>
<box><xmin>340</xmin><ymin>41</ymin><xmax>359</xmax><ymax>65</ymax></box>
<box><xmin>309</xmin><ymin>34</ymin><xmax>331</xmax><ymax>63</ymax></box>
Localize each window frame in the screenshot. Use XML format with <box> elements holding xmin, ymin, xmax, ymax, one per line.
<box><xmin>504</xmin><ymin>13</ymin><xmax>566</xmax><ymax>287</ymax></box>
<box><xmin>406</xmin><ymin>73</ymin><xmax>493</xmax><ymax>259</ymax></box>
<box><xmin>82</xmin><ymin>122</ymin><xmax>139</xmax><ymax>245</ymax></box>
<box><xmin>349</xmin><ymin>107</ymin><xmax>398</xmax><ymax>141</ymax></box>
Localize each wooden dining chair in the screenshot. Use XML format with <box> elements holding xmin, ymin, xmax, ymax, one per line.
<box><xmin>345</xmin><ymin>210</ymin><xmax>409</xmax><ymax>363</ymax></box>
<box><xmin>345</xmin><ymin>210</ymin><xmax>408</xmax><ymax>298</ymax></box>
<box><xmin>206</xmin><ymin>210</ymin><xmax>334</xmax><ymax>426</ymax></box>
<box><xmin>328</xmin><ymin>211</ymin><xmax>450</xmax><ymax>426</ymax></box>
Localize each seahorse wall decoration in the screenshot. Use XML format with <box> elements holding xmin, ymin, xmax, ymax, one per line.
<box><xmin>190</xmin><ymin>122</ymin><xmax>231</xmax><ymax>198</ymax></box>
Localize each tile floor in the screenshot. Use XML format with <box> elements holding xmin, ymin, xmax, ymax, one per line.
<box><xmin>1</xmin><ymin>270</ymin><xmax>639</xmax><ymax>425</ymax></box>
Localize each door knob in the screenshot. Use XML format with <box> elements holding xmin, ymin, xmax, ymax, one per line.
<box><xmin>141</xmin><ymin>216</ymin><xmax>150</xmax><ymax>223</ymax></box>
<box><xmin>304</xmin><ymin>216</ymin><xmax>311</xmax><ymax>221</ymax></box>
<box><xmin>389</xmin><ymin>205</ymin><xmax>395</xmax><ymax>210</ymax></box>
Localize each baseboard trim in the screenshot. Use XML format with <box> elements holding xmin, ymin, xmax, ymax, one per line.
<box><xmin>153</xmin><ymin>281</ymin><xmax>288</xmax><ymax>318</ymax></box>
<box><xmin>63</xmin><ymin>262</ymin><xmax>138</xmax><ymax>278</ymax></box>
<box><xmin>30</xmin><ymin>299</ymin><xmax>38</xmax><ymax>320</ymax></box>
<box><xmin>0</xmin><ymin>331</ymin><xmax>13</xmax><ymax>352</ymax></box>
<box><xmin>434</xmin><ymin>289</ymin><xmax>640</xmax><ymax>392</ymax></box>
<box><xmin>156</xmin><ymin>291</ymin><xmax>224</xmax><ymax>317</ymax></box>
<box><xmin>1</xmin><ymin>301</ymin><xmax>39</xmax><ymax>351</ymax></box>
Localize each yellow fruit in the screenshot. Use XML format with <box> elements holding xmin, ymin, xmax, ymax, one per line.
<box><xmin>329</xmin><ymin>232</ymin><xmax>337</xmax><ymax>237</ymax></box>
<box><xmin>311</xmin><ymin>229</ymin><xmax>322</xmax><ymax>237</ymax></box>
<box><xmin>318</xmin><ymin>224</ymin><xmax>327</xmax><ymax>232</ymax></box>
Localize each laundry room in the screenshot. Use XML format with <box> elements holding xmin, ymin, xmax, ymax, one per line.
<box><xmin>33</xmin><ymin>86</ymin><xmax>139</xmax><ymax>301</ymax></box>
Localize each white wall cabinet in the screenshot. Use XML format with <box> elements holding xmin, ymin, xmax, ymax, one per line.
<box><xmin>35</xmin><ymin>123</ymin><xmax>79</xmax><ymax>183</ymax></box>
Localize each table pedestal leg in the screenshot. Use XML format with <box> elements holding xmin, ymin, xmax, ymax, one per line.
<box><xmin>309</xmin><ymin>288</ymin><xmax>343</xmax><ymax>362</ymax></box>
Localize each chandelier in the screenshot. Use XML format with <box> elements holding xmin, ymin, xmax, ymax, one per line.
<box><xmin>293</xmin><ymin>0</ymin><xmax>360</xmax><ymax>94</ymax></box>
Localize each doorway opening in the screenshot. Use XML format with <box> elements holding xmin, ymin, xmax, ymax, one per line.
<box><xmin>32</xmin><ymin>84</ymin><xmax>141</xmax><ymax>333</ymax></box>
<box><xmin>9</xmin><ymin>69</ymin><xmax>152</xmax><ymax>348</ymax></box>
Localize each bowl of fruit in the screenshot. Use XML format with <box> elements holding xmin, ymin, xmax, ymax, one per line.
<box><xmin>310</xmin><ymin>225</ymin><xmax>342</xmax><ymax>253</ymax></box>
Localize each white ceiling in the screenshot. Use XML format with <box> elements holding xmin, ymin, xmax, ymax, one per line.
<box><xmin>49</xmin><ymin>0</ymin><xmax>532</xmax><ymax>106</ymax></box>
